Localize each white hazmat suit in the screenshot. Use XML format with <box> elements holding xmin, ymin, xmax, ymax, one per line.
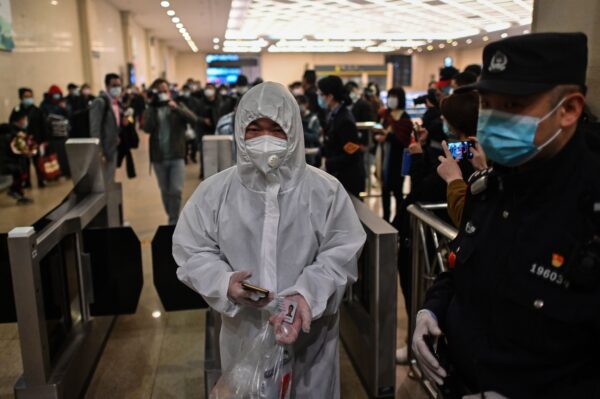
<box><xmin>173</xmin><ymin>82</ymin><xmax>366</xmax><ymax>398</ymax></box>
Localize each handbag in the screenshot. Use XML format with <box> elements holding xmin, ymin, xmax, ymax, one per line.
<box><xmin>37</xmin><ymin>144</ymin><xmax>61</xmax><ymax>180</ymax></box>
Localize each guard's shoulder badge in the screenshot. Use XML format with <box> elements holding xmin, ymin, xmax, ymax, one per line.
<box><xmin>343</xmin><ymin>142</ymin><xmax>360</xmax><ymax>155</ymax></box>
<box><xmin>468</xmin><ymin>167</ymin><xmax>494</xmax><ymax>195</ymax></box>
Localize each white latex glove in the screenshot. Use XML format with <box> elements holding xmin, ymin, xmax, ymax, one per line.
<box><xmin>269</xmin><ymin>294</ymin><xmax>311</xmax><ymax>345</ymax></box>
<box><xmin>437</xmin><ymin>141</ymin><xmax>464</xmax><ymax>184</ymax></box>
<box><xmin>412</xmin><ymin>310</ymin><xmax>447</xmax><ymax>385</ymax></box>
<box><xmin>227</xmin><ymin>271</ymin><xmax>273</xmax><ymax>308</ymax></box>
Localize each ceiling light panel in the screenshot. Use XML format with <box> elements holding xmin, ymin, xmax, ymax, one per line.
<box><xmin>225</xmin><ymin>0</ymin><xmax>532</xmax><ymax>52</ymax></box>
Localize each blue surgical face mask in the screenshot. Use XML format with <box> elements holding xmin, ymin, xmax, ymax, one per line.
<box><xmin>318</xmin><ymin>95</ymin><xmax>327</xmax><ymax>109</ymax></box>
<box><xmin>477</xmin><ymin>98</ymin><xmax>566</xmax><ymax>167</ymax></box>
<box><xmin>22</xmin><ymin>98</ymin><xmax>34</xmax><ymax>107</ymax></box>
<box><xmin>442</xmin><ymin>119</ymin><xmax>454</xmax><ymax>137</ymax></box>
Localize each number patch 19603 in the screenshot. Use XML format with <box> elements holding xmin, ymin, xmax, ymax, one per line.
<box><xmin>529</xmin><ymin>263</ymin><xmax>570</xmax><ymax>288</ymax></box>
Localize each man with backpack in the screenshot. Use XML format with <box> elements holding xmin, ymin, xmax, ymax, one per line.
<box><xmin>90</xmin><ymin>73</ymin><xmax>124</xmax><ymax>183</ymax></box>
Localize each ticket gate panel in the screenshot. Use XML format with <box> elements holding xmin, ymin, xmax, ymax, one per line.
<box><xmin>0</xmin><ymin>233</ymin><xmax>17</xmax><ymax>323</ymax></box>
<box><xmin>152</xmin><ymin>225</ymin><xmax>208</xmax><ymax>311</ymax></box>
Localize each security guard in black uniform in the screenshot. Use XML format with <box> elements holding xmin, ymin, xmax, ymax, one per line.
<box><xmin>318</xmin><ymin>75</ymin><xmax>365</xmax><ymax>197</ymax></box>
<box><xmin>412</xmin><ymin>32</ymin><xmax>600</xmax><ymax>398</ymax></box>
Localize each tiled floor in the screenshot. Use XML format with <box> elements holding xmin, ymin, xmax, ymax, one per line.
<box><xmin>0</xmin><ymin>135</ymin><xmax>427</xmax><ymax>398</ymax></box>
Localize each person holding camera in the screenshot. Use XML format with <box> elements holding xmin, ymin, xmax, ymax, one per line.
<box><xmin>143</xmin><ymin>78</ymin><xmax>197</xmax><ymax>225</ymax></box>
<box><xmin>413</xmin><ymin>32</ymin><xmax>600</xmax><ymax>398</ymax></box>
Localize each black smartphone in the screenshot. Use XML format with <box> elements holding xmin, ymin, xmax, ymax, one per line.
<box><xmin>241</xmin><ymin>282</ymin><xmax>270</xmax><ymax>298</ymax></box>
<box><xmin>447</xmin><ymin>140</ymin><xmax>474</xmax><ymax>161</ymax></box>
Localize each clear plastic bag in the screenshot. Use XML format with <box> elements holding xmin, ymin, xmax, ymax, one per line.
<box><xmin>210</xmin><ymin>300</ymin><xmax>295</xmax><ymax>399</ymax></box>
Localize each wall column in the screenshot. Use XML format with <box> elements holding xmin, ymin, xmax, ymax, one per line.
<box><xmin>532</xmin><ymin>0</ymin><xmax>600</xmax><ymax>115</ymax></box>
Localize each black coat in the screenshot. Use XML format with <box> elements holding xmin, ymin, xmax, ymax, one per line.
<box><xmin>422</xmin><ymin>128</ymin><xmax>600</xmax><ymax>398</ymax></box>
<box><xmin>10</xmin><ymin>103</ymin><xmax>46</xmax><ymax>143</ymax></box>
<box><xmin>323</xmin><ymin>105</ymin><xmax>364</xmax><ymax>197</ymax></box>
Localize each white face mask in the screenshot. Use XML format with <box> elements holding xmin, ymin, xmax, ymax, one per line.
<box><xmin>245</xmin><ymin>135</ymin><xmax>288</xmax><ymax>174</ymax></box>
<box><xmin>204</xmin><ymin>88</ymin><xmax>215</xmax><ymax>98</ymax></box>
<box><xmin>387</xmin><ymin>97</ymin><xmax>398</xmax><ymax>110</ymax></box>
<box><xmin>158</xmin><ymin>92</ymin><xmax>170</xmax><ymax>102</ymax></box>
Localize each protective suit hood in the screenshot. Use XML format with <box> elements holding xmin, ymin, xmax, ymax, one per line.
<box><xmin>235</xmin><ymin>82</ymin><xmax>306</xmax><ymax>192</ymax></box>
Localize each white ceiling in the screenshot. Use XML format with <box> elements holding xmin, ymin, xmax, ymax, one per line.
<box><xmin>109</xmin><ymin>0</ymin><xmax>232</xmax><ymax>52</ymax></box>
<box><xmin>109</xmin><ymin>0</ymin><xmax>533</xmax><ymax>54</ymax></box>
<box><xmin>224</xmin><ymin>0</ymin><xmax>533</xmax><ymax>53</ymax></box>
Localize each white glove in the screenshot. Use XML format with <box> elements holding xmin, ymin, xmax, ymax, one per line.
<box><xmin>269</xmin><ymin>294</ymin><xmax>311</xmax><ymax>345</ymax></box>
<box><xmin>412</xmin><ymin>310</ymin><xmax>447</xmax><ymax>385</ymax></box>
<box><xmin>227</xmin><ymin>271</ymin><xmax>273</xmax><ymax>308</ymax></box>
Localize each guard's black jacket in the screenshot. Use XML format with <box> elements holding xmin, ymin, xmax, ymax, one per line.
<box><xmin>423</xmin><ymin>126</ymin><xmax>600</xmax><ymax>398</ymax></box>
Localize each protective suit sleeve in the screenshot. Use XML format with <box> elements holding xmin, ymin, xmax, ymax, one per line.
<box><xmin>172</xmin><ymin>187</ymin><xmax>240</xmax><ymax>317</ymax></box>
<box><xmin>280</xmin><ymin>184</ymin><xmax>366</xmax><ymax>319</ymax></box>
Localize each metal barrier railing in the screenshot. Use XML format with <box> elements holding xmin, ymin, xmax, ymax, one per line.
<box><xmin>406</xmin><ymin>203</ymin><xmax>458</xmax><ymax>398</ymax></box>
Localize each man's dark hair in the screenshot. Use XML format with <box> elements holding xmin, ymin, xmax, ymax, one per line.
<box><xmin>318</xmin><ymin>75</ymin><xmax>347</xmax><ymax>103</ymax></box>
<box><xmin>453</xmin><ymin>71</ymin><xmax>477</xmax><ymax>87</ymax></box>
<box><xmin>18</xmin><ymin>87</ymin><xmax>33</xmax><ymax>99</ymax></box>
<box><xmin>441</xmin><ymin>92</ymin><xmax>479</xmax><ymax>136</ymax></box>
<box><xmin>345</xmin><ymin>81</ymin><xmax>359</xmax><ymax>91</ymax></box>
<box><xmin>303</xmin><ymin>70</ymin><xmax>317</xmax><ymax>86</ymax></box>
<box><xmin>104</xmin><ymin>73</ymin><xmax>121</xmax><ymax>87</ymax></box>
<box><xmin>236</xmin><ymin>74</ymin><xmax>249</xmax><ymax>86</ymax></box>
<box><xmin>151</xmin><ymin>78</ymin><xmax>169</xmax><ymax>89</ymax></box>
<box><xmin>440</xmin><ymin>66</ymin><xmax>460</xmax><ymax>81</ymax></box>
<box><xmin>464</xmin><ymin>64</ymin><xmax>482</xmax><ymax>78</ymax></box>
<box><xmin>289</xmin><ymin>81</ymin><xmax>302</xmax><ymax>90</ymax></box>
<box><xmin>387</xmin><ymin>87</ymin><xmax>407</xmax><ymax>109</ymax></box>
<box><xmin>67</xmin><ymin>83</ymin><xmax>78</xmax><ymax>90</ymax></box>
<box><xmin>9</xmin><ymin>108</ymin><xmax>28</xmax><ymax>124</ymax></box>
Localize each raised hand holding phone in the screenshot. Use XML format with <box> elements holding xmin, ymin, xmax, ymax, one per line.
<box><xmin>436</xmin><ymin>141</ymin><xmax>464</xmax><ymax>184</ymax></box>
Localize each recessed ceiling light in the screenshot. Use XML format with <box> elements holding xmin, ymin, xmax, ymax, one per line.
<box><xmin>160</xmin><ymin>1</ymin><xmax>170</xmax><ymax>7</ymax></box>
<box><xmin>417</xmin><ymin>47</ymin><xmax>423</xmax><ymax>52</ymax></box>
<box><xmin>452</xmin><ymin>41</ymin><xmax>458</xmax><ymax>46</ymax></box>
<box><xmin>152</xmin><ymin>310</ymin><xmax>162</xmax><ymax>318</ymax></box>
<box><xmin>50</xmin><ymin>0</ymin><xmax>58</xmax><ymax>4</ymax></box>
<box><xmin>176</xmin><ymin>23</ymin><xmax>183</xmax><ymax>28</ymax></box>
<box><xmin>482</xmin><ymin>36</ymin><xmax>489</xmax><ymax>42</ymax></box>
<box><xmin>438</xmin><ymin>43</ymin><xmax>445</xmax><ymax>48</ymax></box>
<box><xmin>501</xmin><ymin>33</ymin><xmax>508</xmax><ymax>38</ymax></box>
<box><xmin>213</xmin><ymin>37</ymin><xmax>220</xmax><ymax>44</ymax></box>
<box><xmin>426</xmin><ymin>45</ymin><xmax>433</xmax><ymax>51</ymax></box>
<box><xmin>179</xmin><ymin>27</ymin><xmax>186</xmax><ymax>33</ymax></box>
<box><xmin>446</xmin><ymin>39</ymin><xmax>452</xmax><ymax>44</ymax></box>
<box><xmin>172</xmin><ymin>17</ymin><xmax>180</xmax><ymax>23</ymax></box>
<box><xmin>426</xmin><ymin>39</ymin><xmax>433</xmax><ymax>44</ymax></box>
<box><xmin>214</xmin><ymin>44</ymin><xmax>220</xmax><ymax>50</ymax></box>
<box><xmin>167</xmin><ymin>10</ymin><xmax>175</xmax><ymax>16</ymax></box>
<box><xmin>466</xmin><ymin>38</ymin><xmax>473</xmax><ymax>44</ymax></box>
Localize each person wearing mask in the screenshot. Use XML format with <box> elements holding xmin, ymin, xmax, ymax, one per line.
<box><xmin>345</xmin><ymin>81</ymin><xmax>376</xmax><ymax>122</ymax></box>
<box><xmin>143</xmin><ymin>78</ymin><xmax>197</xmax><ymax>225</ymax></box>
<box><xmin>319</xmin><ymin>75</ymin><xmax>365</xmax><ymax>198</ymax></box>
<box><xmin>364</xmin><ymin>84</ymin><xmax>383</xmax><ymax>119</ymax></box>
<box><xmin>40</xmin><ymin>85</ymin><xmax>70</xmax><ymax>177</ymax></box>
<box><xmin>67</xmin><ymin>83</ymin><xmax>91</xmax><ymax>138</ymax></box>
<box><xmin>302</xmin><ymin>69</ymin><xmax>319</xmax><ymax>115</ymax></box>
<box><xmin>10</xmin><ymin>88</ymin><xmax>46</xmax><ymax>188</ymax></box>
<box><xmin>1</xmin><ymin>110</ymin><xmax>34</xmax><ymax>203</ymax></box>
<box><xmin>413</xmin><ymin>33</ymin><xmax>600</xmax><ymax>398</ymax></box>
<box><xmin>437</xmin><ymin>66</ymin><xmax>460</xmax><ymax>96</ymax></box>
<box><xmin>233</xmin><ymin>75</ymin><xmax>250</xmax><ymax>100</ymax></box>
<box><xmin>178</xmin><ymin>84</ymin><xmax>203</xmax><ymax>164</ymax></box>
<box><xmin>295</xmin><ymin>94</ymin><xmax>321</xmax><ymax>167</ymax></box>
<box><xmin>90</xmin><ymin>73</ymin><xmax>125</xmax><ymax>183</ymax></box>
<box><xmin>374</xmin><ymin>87</ymin><xmax>413</xmax><ymax>222</ymax></box>
<box><xmin>420</xmin><ymin>88</ymin><xmax>445</xmax><ymax>157</ymax></box>
<box><xmin>81</xmin><ymin>83</ymin><xmax>95</xmax><ymax>103</ymax></box>
<box><xmin>199</xmin><ymin>83</ymin><xmax>221</xmax><ymax>135</ymax></box>
<box><xmin>173</xmin><ymin>82</ymin><xmax>366</xmax><ymax>398</ymax></box>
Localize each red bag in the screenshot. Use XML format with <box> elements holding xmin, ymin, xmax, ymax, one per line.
<box><xmin>37</xmin><ymin>144</ymin><xmax>62</xmax><ymax>181</ymax></box>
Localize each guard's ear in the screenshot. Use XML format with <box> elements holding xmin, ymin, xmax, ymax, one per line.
<box><xmin>558</xmin><ymin>93</ymin><xmax>585</xmax><ymax>129</ymax></box>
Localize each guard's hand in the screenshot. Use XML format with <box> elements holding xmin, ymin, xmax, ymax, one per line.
<box><xmin>269</xmin><ymin>294</ymin><xmax>311</xmax><ymax>345</ymax></box>
<box><xmin>437</xmin><ymin>141</ymin><xmax>463</xmax><ymax>184</ymax></box>
<box><xmin>227</xmin><ymin>271</ymin><xmax>273</xmax><ymax>308</ymax></box>
<box><xmin>412</xmin><ymin>310</ymin><xmax>447</xmax><ymax>385</ymax></box>
<box><xmin>468</xmin><ymin>137</ymin><xmax>488</xmax><ymax>171</ymax></box>
<box><xmin>168</xmin><ymin>100</ymin><xmax>177</xmax><ymax>109</ymax></box>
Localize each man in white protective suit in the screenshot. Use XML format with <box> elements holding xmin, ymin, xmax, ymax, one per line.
<box><xmin>172</xmin><ymin>81</ymin><xmax>366</xmax><ymax>398</ymax></box>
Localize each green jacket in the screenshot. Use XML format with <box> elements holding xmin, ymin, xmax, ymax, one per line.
<box><xmin>143</xmin><ymin>102</ymin><xmax>197</xmax><ymax>162</ymax></box>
